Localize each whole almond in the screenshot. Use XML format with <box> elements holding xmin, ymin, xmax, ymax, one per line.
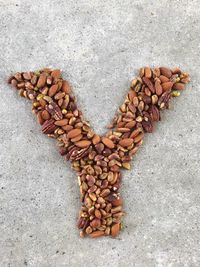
<box><xmin>51</xmin><ymin>69</ymin><xmax>61</xmax><ymax>79</ymax></box>
<box><xmin>54</xmin><ymin>92</ymin><xmax>65</xmax><ymax>100</ymax></box>
<box><xmin>159</xmin><ymin>75</ymin><xmax>169</xmax><ymax>83</ymax></box>
<box><xmin>155</xmin><ymin>80</ymin><xmax>163</xmax><ymax>96</ymax></box>
<box><xmin>90</xmin><ymin>231</ymin><xmax>105</xmax><ymax>238</ymax></box>
<box><xmin>128</xmin><ymin>90</ymin><xmax>136</xmax><ymax>102</ymax></box>
<box><xmin>144</xmin><ymin>67</ymin><xmax>152</xmax><ymax>78</ymax></box>
<box><xmin>76</xmin><ymin>140</ymin><xmax>91</xmax><ymax>148</ymax></box>
<box><xmin>62</xmin><ymin>124</ymin><xmax>73</xmax><ymax>131</ymax></box>
<box><xmin>119</xmin><ymin>138</ymin><xmax>133</xmax><ymax>147</ymax></box>
<box><xmin>62</xmin><ymin>80</ymin><xmax>71</xmax><ymax>94</ymax></box>
<box><xmin>160</xmin><ymin>67</ymin><xmax>172</xmax><ymax>78</ymax></box>
<box><xmin>133</xmin><ymin>132</ymin><xmax>144</xmax><ymax>143</ymax></box>
<box><xmin>71</xmin><ymin>134</ymin><xmax>83</xmax><ymax>142</ymax></box>
<box><xmin>37</xmin><ymin>111</ymin><xmax>44</xmax><ymax>125</ymax></box>
<box><xmin>102</xmin><ymin>137</ymin><xmax>115</xmax><ymax>149</ymax></box>
<box><xmin>95</xmin><ymin>209</ymin><xmax>102</xmax><ymax>219</ymax></box>
<box><xmin>48</xmin><ymin>84</ymin><xmax>58</xmax><ymax>97</ymax></box>
<box><xmin>153</xmin><ymin>68</ymin><xmax>160</xmax><ymax>77</ymax></box>
<box><xmin>130</xmin><ymin>128</ymin><xmax>142</xmax><ymax>138</ymax></box>
<box><xmin>173</xmin><ymin>82</ymin><xmax>185</xmax><ymax>90</ymax></box>
<box><xmin>54</xmin><ymin>119</ymin><xmax>68</xmax><ymax>126</ymax></box>
<box><xmin>67</xmin><ymin>128</ymin><xmax>82</xmax><ymax>139</ymax></box>
<box><xmin>116</xmin><ymin>128</ymin><xmax>130</xmax><ymax>133</ymax></box>
<box><xmin>41</xmin><ymin>110</ymin><xmax>50</xmax><ymax>120</ymax></box>
<box><xmin>162</xmin><ymin>82</ymin><xmax>173</xmax><ymax>92</ymax></box>
<box><xmin>37</xmin><ymin>73</ymin><xmax>47</xmax><ymax>88</ymax></box>
<box><xmin>125</xmin><ymin>121</ymin><xmax>136</xmax><ymax>129</ymax></box>
<box><xmin>111</xmin><ymin>223</ymin><xmax>120</xmax><ymax>237</ymax></box>
<box><xmin>92</xmin><ymin>134</ymin><xmax>101</xmax><ymax>145</ymax></box>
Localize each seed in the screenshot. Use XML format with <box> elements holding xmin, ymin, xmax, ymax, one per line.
<box><xmin>67</xmin><ymin>128</ymin><xmax>82</xmax><ymax>139</ymax></box>
<box><xmin>102</xmin><ymin>137</ymin><xmax>115</xmax><ymax>149</ymax></box>
<box><xmin>160</xmin><ymin>67</ymin><xmax>172</xmax><ymax>78</ymax></box>
<box><xmin>119</xmin><ymin>138</ymin><xmax>133</xmax><ymax>147</ymax></box>
<box><xmin>48</xmin><ymin>84</ymin><xmax>58</xmax><ymax>96</ymax></box>
<box><xmin>54</xmin><ymin>119</ymin><xmax>68</xmax><ymax>126</ymax></box>
<box><xmin>41</xmin><ymin>110</ymin><xmax>50</xmax><ymax>120</ymax></box>
<box><xmin>90</xmin><ymin>231</ymin><xmax>105</xmax><ymax>238</ymax></box>
<box><xmin>76</xmin><ymin>140</ymin><xmax>91</xmax><ymax>148</ymax></box>
<box><xmin>144</xmin><ymin>67</ymin><xmax>152</xmax><ymax>78</ymax></box>
<box><xmin>162</xmin><ymin>82</ymin><xmax>173</xmax><ymax>92</ymax></box>
<box><xmin>92</xmin><ymin>134</ymin><xmax>101</xmax><ymax>145</ymax></box>
<box><xmin>111</xmin><ymin>223</ymin><xmax>120</xmax><ymax>237</ymax></box>
<box><xmin>173</xmin><ymin>82</ymin><xmax>185</xmax><ymax>91</ymax></box>
<box><xmin>51</xmin><ymin>69</ymin><xmax>61</xmax><ymax>79</ymax></box>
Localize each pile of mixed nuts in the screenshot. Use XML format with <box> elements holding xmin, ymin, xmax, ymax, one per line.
<box><xmin>8</xmin><ymin>67</ymin><xmax>190</xmax><ymax>238</ymax></box>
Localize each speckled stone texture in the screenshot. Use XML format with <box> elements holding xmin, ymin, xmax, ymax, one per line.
<box><xmin>0</xmin><ymin>0</ymin><xmax>200</xmax><ymax>266</ymax></box>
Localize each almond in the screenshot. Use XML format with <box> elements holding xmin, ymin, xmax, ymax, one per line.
<box><xmin>130</xmin><ymin>128</ymin><xmax>142</xmax><ymax>138</ymax></box>
<box><xmin>54</xmin><ymin>119</ymin><xmax>68</xmax><ymax>126</ymax></box>
<box><xmin>160</xmin><ymin>67</ymin><xmax>172</xmax><ymax>78</ymax></box>
<box><xmin>125</xmin><ymin>121</ymin><xmax>136</xmax><ymax>129</ymax></box>
<box><xmin>119</xmin><ymin>138</ymin><xmax>133</xmax><ymax>147</ymax></box>
<box><xmin>51</xmin><ymin>69</ymin><xmax>61</xmax><ymax>79</ymax></box>
<box><xmin>155</xmin><ymin>80</ymin><xmax>163</xmax><ymax>96</ymax></box>
<box><xmin>116</xmin><ymin>127</ymin><xmax>130</xmax><ymax>133</ymax></box>
<box><xmin>41</xmin><ymin>110</ymin><xmax>50</xmax><ymax>120</ymax></box>
<box><xmin>67</xmin><ymin>128</ymin><xmax>82</xmax><ymax>139</ymax></box>
<box><xmin>75</xmin><ymin>140</ymin><xmax>91</xmax><ymax>148</ymax></box>
<box><xmin>90</xmin><ymin>231</ymin><xmax>105</xmax><ymax>238</ymax></box>
<box><xmin>144</xmin><ymin>67</ymin><xmax>152</xmax><ymax>78</ymax></box>
<box><xmin>62</xmin><ymin>125</ymin><xmax>73</xmax><ymax>131</ymax></box>
<box><xmin>128</xmin><ymin>90</ymin><xmax>136</xmax><ymax>102</ymax></box>
<box><xmin>102</xmin><ymin>137</ymin><xmax>115</xmax><ymax>149</ymax></box>
<box><xmin>37</xmin><ymin>73</ymin><xmax>47</xmax><ymax>88</ymax></box>
<box><xmin>71</xmin><ymin>134</ymin><xmax>83</xmax><ymax>142</ymax></box>
<box><xmin>159</xmin><ymin>75</ymin><xmax>169</xmax><ymax>83</ymax></box>
<box><xmin>173</xmin><ymin>82</ymin><xmax>185</xmax><ymax>90</ymax></box>
<box><xmin>133</xmin><ymin>132</ymin><xmax>144</xmax><ymax>143</ymax></box>
<box><xmin>92</xmin><ymin>134</ymin><xmax>101</xmax><ymax>145</ymax></box>
<box><xmin>111</xmin><ymin>223</ymin><xmax>120</xmax><ymax>237</ymax></box>
<box><xmin>62</xmin><ymin>80</ymin><xmax>71</xmax><ymax>94</ymax></box>
<box><xmin>162</xmin><ymin>82</ymin><xmax>173</xmax><ymax>92</ymax></box>
<box><xmin>48</xmin><ymin>84</ymin><xmax>58</xmax><ymax>97</ymax></box>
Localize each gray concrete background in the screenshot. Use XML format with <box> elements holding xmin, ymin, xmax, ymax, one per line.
<box><xmin>0</xmin><ymin>0</ymin><xmax>200</xmax><ymax>266</ymax></box>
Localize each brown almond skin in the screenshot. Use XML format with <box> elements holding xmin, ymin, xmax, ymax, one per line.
<box><xmin>90</xmin><ymin>231</ymin><xmax>105</xmax><ymax>238</ymax></box>
<box><xmin>62</xmin><ymin>80</ymin><xmax>71</xmax><ymax>94</ymax></box>
<box><xmin>41</xmin><ymin>110</ymin><xmax>50</xmax><ymax>120</ymax></box>
<box><xmin>62</xmin><ymin>125</ymin><xmax>73</xmax><ymax>131</ymax></box>
<box><xmin>48</xmin><ymin>84</ymin><xmax>58</xmax><ymax>97</ymax></box>
<box><xmin>51</xmin><ymin>69</ymin><xmax>61</xmax><ymax>79</ymax></box>
<box><xmin>54</xmin><ymin>119</ymin><xmax>68</xmax><ymax>126</ymax></box>
<box><xmin>144</xmin><ymin>67</ymin><xmax>152</xmax><ymax>78</ymax></box>
<box><xmin>67</xmin><ymin>128</ymin><xmax>82</xmax><ymax>139</ymax></box>
<box><xmin>102</xmin><ymin>137</ymin><xmax>115</xmax><ymax>149</ymax></box>
<box><xmin>125</xmin><ymin>121</ymin><xmax>136</xmax><ymax>129</ymax></box>
<box><xmin>119</xmin><ymin>138</ymin><xmax>133</xmax><ymax>147</ymax></box>
<box><xmin>71</xmin><ymin>134</ymin><xmax>83</xmax><ymax>142</ymax></box>
<box><xmin>159</xmin><ymin>75</ymin><xmax>169</xmax><ymax>83</ymax></box>
<box><xmin>173</xmin><ymin>83</ymin><xmax>185</xmax><ymax>90</ymax></box>
<box><xmin>162</xmin><ymin>82</ymin><xmax>173</xmax><ymax>92</ymax></box>
<box><xmin>130</xmin><ymin>128</ymin><xmax>142</xmax><ymax>138</ymax></box>
<box><xmin>37</xmin><ymin>73</ymin><xmax>47</xmax><ymax>88</ymax></box>
<box><xmin>111</xmin><ymin>223</ymin><xmax>120</xmax><ymax>237</ymax></box>
<box><xmin>37</xmin><ymin>111</ymin><xmax>44</xmax><ymax>125</ymax></box>
<box><xmin>95</xmin><ymin>209</ymin><xmax>102</xmax><ymax>219</ymax></box>
<box><xmin>75</xmin><ymin>140</ymin><xmax>91</xmax><ymax>148</ymax></box>
<box><xmin>128</xmin><ymin>90</ymin><xmax>136</xmax><ymax>102</ymax></box>
<box><xmin>133</xmin><ymin>132</ymin><xmax>144</xmax><ymax>143</ymax></box>
<box><xmin>155</xmin><ymin>80</ymin><xmax>163</xmax><ymax>96</ymax></box>
<box><xmin>160</xmin><ymin>67</ymin><xmax>172</xmax><ymax>78</ymax></box>
<box><xmin>92</xmin><ymin>134</ymin><xmax>101</xmax><ymax>145</ymax></box>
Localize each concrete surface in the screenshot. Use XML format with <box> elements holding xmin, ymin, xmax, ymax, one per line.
<box><xmin>0</xmin><ymin>0</ymin><xmax>200</xmax><ymax>266</ymax></box>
